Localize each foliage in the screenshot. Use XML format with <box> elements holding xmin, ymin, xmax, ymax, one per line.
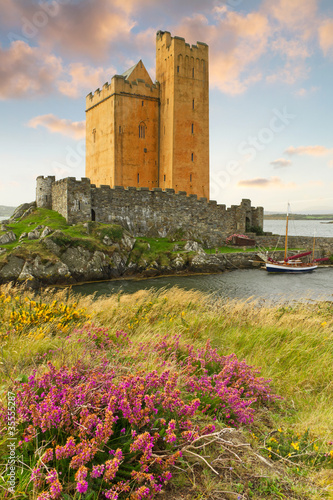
<box><xmin>260</xmin><ymin>428</ymin><xmax>333</xmax><ymax>468</ymax></box>
<box><xmin>0</xmin><ymin>292</ymin><xmax>90</xmax><ymax>340</ymax></box>
<box><xmin>246</xmin><ymin>225</ymin><xmax>265</xmax><ymax>236</ymax></box>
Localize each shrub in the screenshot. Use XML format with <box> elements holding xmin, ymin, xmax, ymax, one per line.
<box><xmin>0</xmin><ymin>327</ymin><xmax>279</xmax><ymax>499</ymax></box>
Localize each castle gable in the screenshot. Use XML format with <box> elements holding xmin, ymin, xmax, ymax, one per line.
<box><xmin>122</xmin><ymin>60</ymin><xmax>153</xmax><ymax>85</ymax></box>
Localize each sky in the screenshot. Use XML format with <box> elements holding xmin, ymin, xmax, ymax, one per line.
<box><xmin>1</xmin><ymin>0</ymin><xmax>333</xmax><ymax>213</ymax></box>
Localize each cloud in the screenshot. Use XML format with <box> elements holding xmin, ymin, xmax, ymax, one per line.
<box><xmin>1</xmin><ymin>0</ymin><xmax>139</xmax><ymax>62</ymax></box>
<box><xmin>285</xmin><ymin>145</ymin><xmax>331</xmax><ymax>156</ymax></box>
<box><xmin>238</xmin><ymin>177</ymin><xmax>295</xmax><ymax>188</ymax></box>
<box><xmin>0</xmin><ymin>41</ymin><xmax>63</xmax><ymax>99</ymax></box>
<box><xmin>27</xmin><ymin>114</ymin><xmax>85</xmax><ymax>140</ymax></box>
<box><xmin>294</xmin><ymin>86</ymin><xmax>319</xmax><ymax>97</ymax></box>
<box><xmin>265</xmin><ymin>0</ymin><xmax>318</xmax><ymax>34</ymax></box>
<box><xmin>318</xmin><ymin>20</ymin><xmax>333</xmax><ymax>55</ymax></box>
<box><xmin>176</xmin><ymin>10</ymin><xmax>269</xmax><ymax>94</ymax></box>
<box><xmin>57</xmin><ymin>63</ymin><xmax>117</xmax><ymax>98</ymax></box>
<box><xmin>0</xmin><ymin>40</ymin><xmax>118</xmax><ymax>100</ymax></box>
<box><xmin>270</xmin><ymin>158</ymin><xmax>292</xmax><ymax>169</ymax></box>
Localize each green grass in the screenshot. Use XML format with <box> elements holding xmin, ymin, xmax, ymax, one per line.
<box><xmin>0</xmin><ymin>208</ymin><xmax>125</xmax><ymax>259</ymax></box>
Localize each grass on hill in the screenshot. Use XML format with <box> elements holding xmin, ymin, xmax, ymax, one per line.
<box><xmin>0</xmin><ymin>208</ymin><xmax>126</xmax><ymax>258</ymax></box>
<box><xmin>0</xmin><ymin>285</ymin><xmax>332</xmax><ymax>499</ymax></box>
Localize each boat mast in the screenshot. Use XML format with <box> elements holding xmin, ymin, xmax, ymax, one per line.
<box><xmin>284</xmin><ymin>203</ymin><xmax>289</xmax><ymax>261</ymax></box>
<box><xmin>312</xmin><ymin>230</ymin><xmax>316</xmax><ymax>262</ymax></box>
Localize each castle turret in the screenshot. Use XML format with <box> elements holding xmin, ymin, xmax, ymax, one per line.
<box><xmin>156</xmin><ymin>31</ymin><xmax>209</xmax><ymax>199</ymax></box>
<box><xmin>36</xmin><ymin>176</ymin><xmax>55</xmax><ymax>209</ymax></box>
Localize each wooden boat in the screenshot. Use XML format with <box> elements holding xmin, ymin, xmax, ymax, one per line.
<box><xmin>265</xmin><ymin>205</ymin><xmax>317</xmax><ymax>273</ymax></box>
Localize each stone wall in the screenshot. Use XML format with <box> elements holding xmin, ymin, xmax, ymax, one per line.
<box><xmin>255</xmin><ymin>234</ymin><xmax>333</xmax><ymax>255</ymax></box>
<box><xmin>36</xmin><ymin>177</ymin><xmax>263</xmax><ymax>246</ymax></box>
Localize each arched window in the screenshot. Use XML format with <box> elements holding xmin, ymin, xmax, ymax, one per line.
<box><xmin>139</xmin><ymin>122</ymin><xmax>146</xmax><ymax>139</ymax></box>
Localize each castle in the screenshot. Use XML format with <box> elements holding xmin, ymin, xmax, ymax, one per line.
<box><xmin>36</xmin><ymin>31</ymin><xmax>264</xmax><ymax>246</ymax></box>
<box><xmin>86</xmin><ymin>30</ymin><xmax>209</xmax><ymax>199</ymax></box>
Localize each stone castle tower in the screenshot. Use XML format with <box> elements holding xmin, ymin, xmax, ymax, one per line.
<box><xmin>85</xmin><ymin>31</ymin><xmax>209</xmax><ymax>199</ymax></box>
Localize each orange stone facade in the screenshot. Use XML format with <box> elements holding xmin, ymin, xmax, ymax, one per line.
<box><xmin>85</xmin><ymin>31</ymin><xmax>209</xmax><ymax>199</ymax></box>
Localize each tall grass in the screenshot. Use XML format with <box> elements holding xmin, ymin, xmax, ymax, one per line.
<box><xmin>0</xmin><ymin>284</ymin><xmax>332</xmax><ymax>498</ymax></box>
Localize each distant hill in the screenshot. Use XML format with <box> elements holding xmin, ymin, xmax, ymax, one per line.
<box><xmin>0</xmin><ymin>205</ymin><xmax>16</xmax><ymax>217</ymax></box>
<box><xmin>264</xmin><ymin>213</ymin><xmax>333</xmax><ymax>220</ymax></box>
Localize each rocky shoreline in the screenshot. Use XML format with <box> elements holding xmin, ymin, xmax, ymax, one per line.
<box><xmin>1</xmin><ymin>204</ymin><xmax>332</xmax><ymax>289</ymax></box>
<box><xmin>0</xmin><ymin>232</ymin><xmax>264</xmax><ymax>288</ymax></box>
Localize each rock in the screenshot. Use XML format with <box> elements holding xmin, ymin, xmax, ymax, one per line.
<box><xmin>42</xmin><ymin>237</ymin><xmax>62</xmax><ymax>257</ymax></box>
<box><xmin>103</xmin><ymin>235</ymin><xmax>113</xmax><ymax>246</ymax></box>
<box><xmin>1</xmin><ymin>224</ymin><xmax>8</xmax><ymax>231</ymax></box>
<box><xmin>36</xmin><ymin>225</ymin><xmax>44</xmax><ymax>230</ymax></box>
<box><xmin>9</xmin><ymin>202</ymin><xmax>36</xmax><ymax>221</ymax></box>
<box><xmin>17</xmin><ymin>262</ymin><xmax>35</xmax><ymax>282</ymax></box>
<box><xmin>0</xmin><ymin>248</ymin><xmax>6</xmax><ymax>255</ymax></box>
<box><xmin>121</xmin><ymin>232</ymin><xmax>136</xmax><ymax>252</ymax></box>
<box><xmin>111</xmin><ymin>252</ymin><xmax>124</xmax><ymax>269</ymax></box>
<box><xmin>0</xmin><ymin>231</ymin><xmax>16</xmax><ymax>245</ymax></box>
<box><xmin>190</xmin><ymin>253</ymin><xmax>224</xmax><ymax>273</ymax></box>
<box><xmin>184</xmin><ymin>240</ymin><xmax>204</xmax><ymax>253</ymax></box>
<box><xmin>28</xmin><ymin>229</ymin><xmax>40</xmax><ymax>240</ymax></box>
<box><xmin>40</xmin><ymin>226</ymin><xmax>52</xmax><ymax>238</ymax></box>
<box><xmin>171</xmin><ymin>255</ymin><xmax>185</xmax><ymax>270</ymax></box>
<box><xmin>0</xmin><ymin>256</ymin><xmax>25</xmax><ymax>280</ymax></box>
<box><xmin>19</xmin><ymin>232</ymin><xmax>28</xmax><ymax>241</ymax></box>
<box><xmin>61</xmin><ymin>246</ymin><xmax>91</xmax><ymax>274</ymax></box>
<box><xmin>17</xmin><ymin>256</ymin><xmax>71</xmax><ymax>284</ymax></box>
<box><xmin>172</xmin><ymin>244</ymin><xmax>181</xmax><ymax>251</ymax></box>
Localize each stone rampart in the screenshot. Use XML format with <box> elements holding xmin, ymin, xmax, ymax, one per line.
<box><xmin>36</xmin><ymin>177</ymin><xmax>263</xmax><ymax>247</ymax></box>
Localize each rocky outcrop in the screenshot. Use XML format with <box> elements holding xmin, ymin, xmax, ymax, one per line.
<box><xmin>0</xmin><ymin>231</ymin><xmax>16</xmax><ymax>245</ymax></box>
<box><xmin>10</xmin><ymin>202</ymin><xmax>36</xmax><ymax>221</ymax></box>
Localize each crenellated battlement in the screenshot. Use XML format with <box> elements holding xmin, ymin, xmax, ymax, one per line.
<box><xmin>156</xmin><ymin>30</ymin><xmax>208</xmax><ymax>58</ymax></box>
<box><xmin>86</xmin><ymin>75</ymin><xmax>160</xmax><ymax>111</ymax></box>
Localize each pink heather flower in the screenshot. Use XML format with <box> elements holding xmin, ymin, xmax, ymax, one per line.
<box><xmin>41</xmin><ymin>448</ymin><xmax>54</xmax><ymax>463</ymax></box>
<box><xmin>134</xmin><ymin>486</ymin><xmax>150</xmax><ymax>499</ymax></box>
<box><xmin>104</xmin><ymin>489</ymin><xmax>119</xmax><ymax>500</ymax></box>
<box><xmin>37</xmin><ymin>493</ymin><xmax>51</xmax><ymax>500</ymax></box>
<box><xmin>45</xmin><ymin>469</ymin><xmax>58</xmax><ymax>485</ymax></box>
<box><xmin>104</xmin><ymin>450</ymin><xmax>123</xmax><ymax>482</ymax></box>
<box><xmin>55</xmin><ymin>436</ymin><xmax>76</xmax><ymax>460</ymax></box>
<box><xmin>166</xmin><ymin>420</ymin><xmax>177</xmax><ymax>444</ymax></box>
<box><xmin>91</xmin><ymin>464</ymin><xmax>105</xmax><ymax>478</ymax></box>
<box><xmin>76</xmin><ymin>480</ymin><xmax>88</xmax><ymax>494</ymax></box>
<box><xmin>49</xmin><ymin>480</ymin><xmax>62</xmax><ymax>500</ymax></box>
<box><xmin>75</xmin><ymin>466</ymin><xmax>88</xmax><ymax>482</ymax></box>
<box><xmin>31</xmin><ymin>467</ymin><xmax>42</xmax><ymax>484</ymax></box>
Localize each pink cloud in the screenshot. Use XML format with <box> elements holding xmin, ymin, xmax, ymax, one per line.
<box><xmin>0</xmin><ymin>0</ymin><xmax>137</xmax><ymax>61</ymax></box>
<box><xmin>285</xmin><ymin>145</ymin><xmax>331</xmax><ymax>156</ymax></box>
<box><xmin>319</xmin><ymin>20</ymin><xmax>333</xmax><ymax>55</ymax></box>
<box><xmin>27</xmin><ymin>114</ymin><xmax>85</xmax><ymax>140</ymax></box>
<box><xmin>58</xmin><ymin>63</ymin><xmax>117</xmax><ymax>98</ymax></box>
<box><xmin>238</xmin><ymin>177</ymin><xmax>296</xmax><ymax>188</ymax></box>
<box><xmin>265</xmin><ymin>0</ymin><xmax>318</xmax><ymax>34</ymax></box>
<box><xmin>0</xmin><ymin>41</ymin><xmax>62</xmax><ymax>99</ymax></box>
<box><xmin>176</xmin><ymin>10</ymin><xmax>269</xmax><ymax>95</ymax></box>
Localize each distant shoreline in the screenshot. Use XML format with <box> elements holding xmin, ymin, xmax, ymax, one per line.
<box><xmin>264</xmin><ymin>214</ymin><xmax>333</xmax><ymax>221</ymax></box>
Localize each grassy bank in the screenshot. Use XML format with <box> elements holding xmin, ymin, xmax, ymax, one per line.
<box><xmin>0</xmin><ymin>285</ymin><xmax>333</xmax><ymax>499</ymax></box>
